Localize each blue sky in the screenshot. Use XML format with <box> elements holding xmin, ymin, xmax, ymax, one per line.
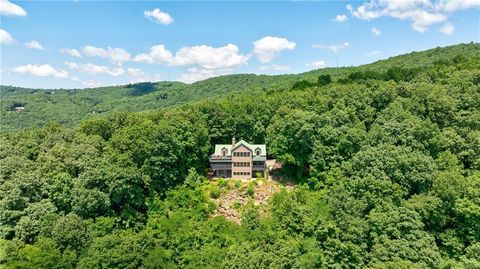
<box><xmin>1</xmin><ymin>0</ymin><xmax>479</xmax><ymax>89</ymax></box>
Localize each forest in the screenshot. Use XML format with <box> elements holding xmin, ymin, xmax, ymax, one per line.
<box><xmin>0</xmin><ymin>43</ymin><xmax>479</xmax><ymax>268</ymax></box>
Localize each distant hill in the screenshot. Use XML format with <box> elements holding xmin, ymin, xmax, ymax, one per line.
<box><xmin>1</xmin><ymin>42</ymin><xmax>479</xmax><ymax>131</ymax></box>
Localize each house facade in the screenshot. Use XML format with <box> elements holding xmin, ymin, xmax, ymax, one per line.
<box><xmin>210</xmin><ymin>138</ymin><xmax>267</xmax><ymax>179</ymax></box>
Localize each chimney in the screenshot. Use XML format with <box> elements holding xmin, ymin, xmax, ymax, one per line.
<box><xmin>232</xmin><ymin>137</ymin><xmax>236</xmax><ymax>148</ymax></box>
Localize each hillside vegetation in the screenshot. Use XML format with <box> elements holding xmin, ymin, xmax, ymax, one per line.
<box><xmin>2</xmin><ymin>43</ymin><xmax>478</xmax><ymax>132</ymax></box>
<box><xmin>0</xmin><ymin>43</ymin><xmax>479</xmax><ymax>268</ymax></box>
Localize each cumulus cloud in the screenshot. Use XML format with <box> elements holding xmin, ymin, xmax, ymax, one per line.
<box><xmin>439</xmin><ymin>22</ymin><xmax>455</xmax><ymax>34</ymax></box>
<box><xmin>346</xmin><ymin>0</ymin><xmax>480</xmax><ymax>33</ymax></box>
<box><xmin>312</xmin><ymin>42</ymin><xmax>349</xmax><ymax>53</ymax></box>
<box><xmin>127</xmin><ymin>67</ymin><xmax>145</xmax><ymax>78</ymax></box>
<box><xmin>365</xmin><ymin>50</ymin><xmax>382</xmax><ymax>56</ymax></box>
<box><xmin>306</xmin><ymin>60</ymin><xmax>327</xmax><ymax>69</ymax></box>
<box><xmin>83</xmin><ymin>45</ymin><xmax>131</xmax><ymax>63</ymax></box>
<box><xmin>179</xmin><ymin>67</ymin><xmax>231</xmax><ymax>83</ymax></box>
<box><xmin>127</xmin><ymin>68</ymin><xmax>162</xmax><ymax>83</ymax></box>
<box><xmin>334</xmin><ymin>14</ymin><xmax>348</xmax><ymax>22</ymax></box>
<box><xmin>0</xmin><ymin>29</ymin><xmax>15</xmax><ymax>44</ymax></box>
<box><xmin>82</xmin><ymin>80</ymin><xmax>105</xmax><ymax>88</ymax></box>
<box><xmin>134</xmin><ymin>45</ymin><xmax>171</xmax><ymax>65</ymax></box>
<box><xmin>134</xmin><ymin>43</ymin><xmax>249</xmax><ymax>69</ymax></box>
<box><xmin>253</xmin><ymin>36</ymin><xmax>296</xmax><ymax>63</ymax></box>
<box><xmin>259</xmin><ymin>64</ymin><xmax>290</xmax><ymax>71</ymax></box>
<box><xmin>13</xmin><ymin>64</ymin><xmax>68</xmax><ymax>78</ymax></box>
<box><xmin>24</xmin><ymin>40</ymin><xmax>44</xmax><ymax>50</ymax></box>
<box><xmin>371</xmin><ymin>27</ymin><xmax>381</xmax><ymax>35</ymax></box>
<box><xmin>65</xmin><ymin>62</ymin><xmax>125</xmax><ymax>76</ymax></box>
<box><xmin>435</xmin><ymin>0</ymin><xmax>480</xmax><ymax>13</ymax></box>
<box><xmin>144</xmin><ymin>8</ymin><xmax>173</xmax><ymax>25</ymax></box>
<box><xmin>60</xmin><ymin>48</ymin><xmax>82</xmax><ymax>57</ymax></box>
<box><xmin>0</xmin><ymin>0</ymin><xmax>27</xmax><ymax>17</ymax></box>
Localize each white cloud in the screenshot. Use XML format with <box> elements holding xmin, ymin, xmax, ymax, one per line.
<box><xmin>174</xmin><ymin>44</ymin><xmax>248</xmax><ymax>69</ymax></box>
<box><xmin>0</xmin><ymin>0</ymin><xmax>27</xmax><ymax>17</ymax></box>
<box><xmin>127</xmin><ymin>67</ymin><xmax>145</xmax><ymax>78</ymax></box>
<box><xmin>60</xmin><ymin>48</ymin><xmax>82</xmax><ymax>57</ymax></box>
<box><xmin>144</xmin><ymin>8</ymin><xmax>173</xmax><ymax>25</ymax></box>
<box><xmin>253</xmin><ymin>36</ymin><xmax>296</xmax><ymax>63</ymax></box>
<box><xmin>134</xmin><ymin>43</ymin><xmax>249</xmax><ymax>69</ymax></box>
<box><xmin>411</xmin><ymin>11</ymin><xmax>446</xmax><ymax>32</ymax></box>
<box><xmin>334</xmin><ymin>14</ymin><xmax>348</xmax><ymax>22</ymax></box>
<box><xmin>83</xmin><ymin>45</ymin><xmax>131</xmax><ymax>63</ymax></box>
<box><xmin>24</xmin><ymin>40</ymin><xmax>44</xmax><ymax>50</ymax></box>
<box><xmin>346</xmin><ymin>0</ymin><xmax>479</xmax><ymax>33</ymax></box>
<box><xmin>435</xmin><ymin>0</ymin><xmax>480</xmax><ymax>13</ymax></box>
<box><xmin>312</xmin><ymin>42</ymin><xmax>349</xmax><ymax>53</ymax></box>
<box><xmin>134</xmin><ymin>45</ymin><xmax>172</xmax><ymax>65</ymax></box>
<box><xmin>179</xmin><ymin>67</ymin><xmax>231</xmax><ymax>83</ymax></box>
<box><xmin>13</xmin><ymin>64</ymin><xmax>68</xmax><ymax>78</ymax></box>
<box><xmin>306</xmin><ymin>60</ymin><xmax>327</xmax><ymax>69</ymax></box>
<box><xmin>371</xmin><ymin>27</ymin><xmax>381</xmax><ymax>35</ymax></box>
<box><xmin>439</xmin><ymin>22</ymin><xmax>455</xmax><ymax>34</ymax></box>
<box><xmin>82</xmin><ymin>80</ymin><xmax>104</xmax><ymax>88</ymax></box>
<box><xmin>120</xmin><ymin>67</ymin><xmax>163</xmax><ymax>83</ymax></box>
<box><xmin>346</xmin><ymin>4</ymin><xmax>353</xmax><ymax>12</ymax></box>
<box><xmin>365</xmin><ymin>50</ymin><xmax>382</xmax><ymax>56</ymax></box>
<box><xmin>259</xmin><ymin>64</ymin><xmax>290</xmax><ymax>71</ymax></box>
<box><xmin>65</xmin><ymin>62</ymin><xmax>125</xmax><ymax>76</ymax></box>
<box><xmin>127</xmin><ymin>69</ymin><xmax>162</xmax><ymax>83</ymax></box>
<box><xmin>0</xmin><ymin>29</ymin><xmax>15</xmax><ymax>44</ymax></box>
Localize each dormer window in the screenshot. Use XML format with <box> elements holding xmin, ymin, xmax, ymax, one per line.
<box><xmin>255</xmin><ymin>148</ymin><xmax>261</xmax><ymax>156</ymax></box>
<box><xmin>222</xmin><ymin>148</ymin><xmax>227</xmax><ymax>157</ymax></box>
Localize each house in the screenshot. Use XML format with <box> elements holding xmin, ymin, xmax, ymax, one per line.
<box><xmin>210</xmin><ymin>138</ymin><xmax>267</xmax><ymax>179</ymax></box>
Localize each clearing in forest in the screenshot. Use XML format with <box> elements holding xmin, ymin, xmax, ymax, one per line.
<box><xmin>207</xmin><ymin>178</ymin><xmax>295</xmax><ymax>224</ymax></box>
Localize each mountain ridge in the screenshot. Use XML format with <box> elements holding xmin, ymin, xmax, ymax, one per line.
<box><xmin>1</xmin><ymin>42</ymin><xmax>479</xmax><ymax>132</ymax></box>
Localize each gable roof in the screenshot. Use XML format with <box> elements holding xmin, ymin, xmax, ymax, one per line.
<box><xmin>213</xmin><ymin>140</ymin><xmax>266</xmax><ymax>156</ymax></box>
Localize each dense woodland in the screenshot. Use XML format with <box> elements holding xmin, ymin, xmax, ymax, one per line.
<box><xmin>0</xmin><ymin>43</ymin><xmax>479</xmax><ymax>268</ymax></box>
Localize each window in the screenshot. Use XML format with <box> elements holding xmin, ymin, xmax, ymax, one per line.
<box><xmin>255</xmin><ymin>149</ymin><xmax>261</xmax><ymax>156</ymax></box>
<box><xmin>233</xmin><ymin>162</ymin><xmax>250</xmax><ymax>167</ymax></box>
<box><xmin>222</xmin><ymin>148</ymin><xmax>227</xmax><ymax>157</ymax></box>
<box><xmin>233</xmin><ymin>151</ymin><xmax>251</xmax><ymax>157</ymax></box>
<box><xmin>233</xmin><ymin>172</ymin><xmax>251</xmax><ymax>176</ymax></box>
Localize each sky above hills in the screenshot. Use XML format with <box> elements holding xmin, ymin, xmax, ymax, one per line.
<box><xmin>1</xmin><ymin>0</ymin><xmax>479</xmax><ymax>89</ymax></box>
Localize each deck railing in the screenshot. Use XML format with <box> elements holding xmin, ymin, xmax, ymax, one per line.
<box><xmin>210</xmin><ymin>155</ymin><xmax>232</xmax><ymax>160</ymax></box>
<box><xmin>252</xmin><ymin>165</ymin><xmax>265</xmax><ymax>170</ymax></box>
<box><xmin>211</xmin><ymin>164</ymin><xmax>232</xmax><ymax>169</ymax></box>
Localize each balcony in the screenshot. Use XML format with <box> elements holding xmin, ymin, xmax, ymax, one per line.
<box><xmin>252</xmin><ymin>165</ymin><xmax>265</xmax><ymax>170</ymax></box>
<box><xmin>210</xmin><ymin>155</ymin><xmax>232</xmax><ymax>161</ymax></box>
<box><xmin>211</xmin><ymin>163</ymin><xmax>232</xmax><ymax>170</ymax></box>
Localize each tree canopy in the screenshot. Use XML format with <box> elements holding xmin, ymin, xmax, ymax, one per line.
<box><xmin>1</xmin><ymin>43</ymin><xmax>479</xmax><ymax>268</ymax></box>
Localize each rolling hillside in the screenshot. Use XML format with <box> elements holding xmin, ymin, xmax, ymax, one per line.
<box><xmin>2</xmin><ymin>42</ymin><xmax>478</xmax><ymax>132</ymax></box>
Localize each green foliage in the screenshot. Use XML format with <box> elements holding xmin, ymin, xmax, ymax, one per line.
<box><xmin>291</xmin><ymin>80</ymin><xmax>314</xmax><ymax>90</ymax></box>
<box><xmin>77</xmin><ymin>231</ymin><xmax>153</xmax><ymax>269</ymax></box>
<box><xmin>246</xmin><ymin>186</ymin><xmax>255</xmax><ymax>197</ymax></box>
<box><xmin>1</xmin><ymin>43</ymin><xmax>480</xmax><ymax>268</ymax></box>
<box><xmin>209</xmin><ymin>185</ymin><xmax>221</xmax><ymax>199</ymax></box>
<box><xmin>2</xmin><ymin>238</ymin><xmax>77</xmax><ymax>269</ymax></box>
<box><xmin>51</xmin><ymin>213</ymin><xmax>90</xmax><ymax>251</ymax></box>
<box><xmin>317</xmin><ymin>74</ymin><xmax>332</xmax><ymax>86</ymax></box>
<box><xmin>241</xmin><ymin>203</ymin><xmax>260</xmax><ymax>230</ymax></box>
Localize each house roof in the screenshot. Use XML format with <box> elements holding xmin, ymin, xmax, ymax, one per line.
<box><xmin>213</xmin><ymin>140</ymin><xmax>266</xmax><ymax>156</ymax></box>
